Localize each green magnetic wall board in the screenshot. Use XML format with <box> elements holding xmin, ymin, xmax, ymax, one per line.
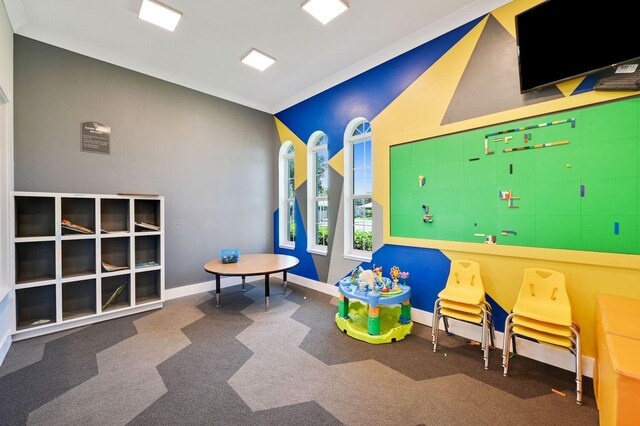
<box><xmin>389</xmin><ymin>97</ymin><xmax>640</xmax><ymax>255</ymax></box>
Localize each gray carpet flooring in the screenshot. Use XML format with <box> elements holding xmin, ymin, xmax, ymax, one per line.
<box><xmin>0</xmin><ymin>280</ymin><xmax>599</xmax><ymax>425</ymax></box>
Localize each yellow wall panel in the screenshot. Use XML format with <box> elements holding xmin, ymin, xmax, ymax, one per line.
<box><xmin>274</xmin><ymin>117</ymin><xmax>307</xmax><ymax>189</ymax></box>
<box><xmin>328</xmin><ymin>149</ymin><xmax>344</xmax><ymax>177</ymax></box>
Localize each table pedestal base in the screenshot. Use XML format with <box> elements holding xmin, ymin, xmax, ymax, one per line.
<box><xmin>335</xmin><ymin>301</ymin><xmax>413</xmax><ymax>344</ymax></box>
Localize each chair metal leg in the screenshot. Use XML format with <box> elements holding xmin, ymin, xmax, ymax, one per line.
<box><xmin>489</xmin><ymin>315</ymin><xmax>496</xmax><ymax>349</ymax></box>
<box><xmin>502</xmin><ymin>313</ymin><xmax>515</xmax><ymax>377</ymax></box>
<box><xmin>573</xmin><ymin>327</ymin><xmax>583</xmax><ymax>405</ymax></box>
<box><xmin>432</xmin><ymin>299</ymin><xmax>441</xmax><ymax>352</ymax></box>
<box><xmin>482</xmin><ymin>309</ymin><xmax>489</xmax><ymax>370</ymax></box>
<box><xmin>443</xmin><ymin>316</ymin><xmax>451</xmax><ymax>335</ymax></box>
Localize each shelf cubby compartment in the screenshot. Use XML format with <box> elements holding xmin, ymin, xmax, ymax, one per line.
<box><xmin>62</xmin><ymin>197</ymin><xmax>96</xmax><ymax>235</ymax></box>
<box><xmin>15</xmin><ymin>241</ymin><xmax>56</xmax><ymax>284</ymax></box>
<box><xmin>134</xmin><ymin>199</ymin><xmax>160</xmax><ymax>232</ymax></box>
<box><xmin>101</xmin><ymin>237</ymin><xmax>130</xmax><ymax>272</ymax></box>
<box><xmin>62</xmin><ymin>279</ymin><xmax>96</xmax><ymax>320</ymax></box>
<box><xmin>101</xmin><ymin>198</ymin><xmax>130</xmax><ymax>234</ymax></box>
<box><xmin>101</xmin><ymin>274</ymin><xmax>131</xmax><ymax>312</ymax></box>
<box><xmin>135</xmin><ymin>235</ymin><xmax>160</xmax><ymax>268</ymax></box>
<box><xmin>15</xmin><ymin>196</ymin><xmax>55</xmax><ymax>238</ymax></box>
<box><xmin>62</xmin><ymin>239</ymin><xmax>96</xmax><ymax>278</ymax></box>
<box><xmin>135</xmin><ymin>270</ymin><xmax>161</xmax><ymax>304</ymax></box>
<box><xmin>16</xmin><ymin>285</ymin><xmax>56</xmax><ymax>330</ymax></box>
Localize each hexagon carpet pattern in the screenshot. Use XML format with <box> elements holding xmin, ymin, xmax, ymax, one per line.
<box><xmin>0</xmin><ymin>281</ymin><xmax>599</xmax><ymax>425</ymax></box>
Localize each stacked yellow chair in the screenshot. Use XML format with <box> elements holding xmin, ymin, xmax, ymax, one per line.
<box><xmin>502</xmin><ymin>268</ymin><xmax>582</xmax><ymax>405</ymax></box>
<box><xmin>432</xmin><ymin>260</ymin><xmax>495</xmax><ymax>369</ymax></box>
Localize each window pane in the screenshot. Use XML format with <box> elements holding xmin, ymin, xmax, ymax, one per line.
<box><xmin>316</xmin><ymin>150</ymin><xmax>327</xmax><ymax>174</ymax></box>
<box><xmin>315</xmin><ymin>151</ymin><xmax>328</xmax><ymax>197</ymax></box>
<box><xmin>364</xmin><ymin>167</ymin><xmax>372</xmax><ymax>195</ymax></box>
<box><xmin>286</xmin><ymin>144</ymin><xmax>294</xmax><ymax>154</ymax></box>
<box><xmin>288</xmin><ymin>158</ymin><xmax>295</xmax><ymax>179</ymax></box>
<box><xmin>363</xmin><ymin>139</ymin><xmax>371</xmax><ymax>167</ymax></box>
<box><xmin>288</xmin><ymin>201</ymin><xmax>295</xmax><ymax>242</ymax></box>
<box><xmin>352</xmin><ymin>197</ymin><xmax>372</xmax><ymax>252</ymax></box>
<box><xmin>353</xmin><ymin>141</ymin><xmax>364</xmax><ymax>170</ymax></box>
<box><xmin>288</xmin><ymin>178</ymin><xmax>295</xmax><ymax>199</ymax></box>
<box><xmin>316</xmin><ymin>174</ymin><xmax>328</xmax><ymax>197</ymax></box>
<box><xmin>352</xmin><ymin>168</ymin><xmax>365</xmax><ymax>195</ymax></box>
<box><xmin>316</xmin><ymin>200</ymin><xmax>328</xmax><ymax>246</ymax></box>
<box><xmin>316</xmin><ymin>134</ymin><xmax>327</xmax><ymax>147</ymax></box>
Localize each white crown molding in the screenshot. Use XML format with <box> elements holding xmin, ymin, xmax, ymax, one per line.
<box><xmin>2</xmin><ymin>0</ymin><xmax>27</xmax><ymax>32</ymax></box>
<box><xmin>270</xmin><ymin>0</ymin><xmax>511</xmax><ymax>113</ymax></box>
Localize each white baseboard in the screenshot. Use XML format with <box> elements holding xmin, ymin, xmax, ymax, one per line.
<box><xmin>429</xmin><ymin>315</ymin><xmax>594</xmax><ymax>378</ymax></box>
<box><xmin>165</xmin><ymin>275</ymin><xmax>267</xmax><ymax>300</ymax></box>
<box><xmin>0</xmin><ymin>329</ymin><xmax>11</xmax><ymax>366</ymax></box>
<box><xmin>165</xmin><ymin>274</ymin><xmax>594</xmax><ymax>377</ymax></box>
<box><xmin>287</xmin><ymin>273</ymin><xmax>339</xmax><ymax>297</ymax></box>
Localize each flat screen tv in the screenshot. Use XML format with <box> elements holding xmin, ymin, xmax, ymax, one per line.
<box><xmin>515</xmin><ymin>0</ymin><xmax>640</xmax><ymax>93</ymax></box>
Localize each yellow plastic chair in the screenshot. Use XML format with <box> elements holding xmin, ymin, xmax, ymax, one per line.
<box><xmin>432</xmin><ymin>260</ymin><xmax>495</xmax><ymax>369</ymax></box>
<box><xmin>502</xmin><ymin>268</ymin><xmax>582</xmax><ymax>405</ymax></box>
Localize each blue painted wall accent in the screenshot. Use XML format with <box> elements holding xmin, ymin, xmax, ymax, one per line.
<box><xmin>485</xmin><ymin>293</ymin><xmax>509</xmax><ymax>333</ymax></box>
<box><xmin>273</xmin><ymin>202</ymin><xmax>319</xmax><ymax>281</ymax></box>
<box><xmin>340</xmin><ymin>244</ymin><xmax>451</xmax><ymax>314</ymax></box>
<box><xmin>572</xmin><ymin>74</ymin><xmax>599</xmax><ymax>95</ymax></box>
<box><xmin>339</xmin><ymin>244</ymin><xmax>510</xmax><ymax>332</ymax></box>
<box><xmin>275</xmin><ymin>17</ymin><xmax>484</xmax><ymax>159</ymax></box>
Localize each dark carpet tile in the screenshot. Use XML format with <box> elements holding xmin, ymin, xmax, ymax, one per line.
<box><xmin>288</xmin><ymin>284</ymin><xmax>595</xmax><ymax>403</ymax></box>
<box><xmin>0</xmin><ymin>312</ymin><xmax>150</xmax><ymax>425</ymax></box>
<box><xmin>129</xmin><ymin>286</ymin><xmax>342</xmax><ymax>426</ymax></box>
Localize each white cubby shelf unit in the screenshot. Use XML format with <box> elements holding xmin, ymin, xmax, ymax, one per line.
<box><xmin>11</xmin><ymin>192</ymin><xmax>165</xmax><ymax>340</ymax></box>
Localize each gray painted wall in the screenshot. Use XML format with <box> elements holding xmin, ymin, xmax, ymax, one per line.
<box><xmin>14</xmin><ymin>36</ymin><xmax>278</xmax><ymax>289</ymax></box>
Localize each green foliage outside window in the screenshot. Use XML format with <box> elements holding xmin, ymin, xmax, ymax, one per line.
<box><xmin>354</xmin><ymin>230</ymin><xmax>372</xmax><ymax>251</ymax></box>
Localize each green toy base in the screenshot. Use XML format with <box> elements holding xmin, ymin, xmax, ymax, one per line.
<box><xmin>335</xmin><ymin>301</ymin><xmax>413</xmax><ymax>344</ymax></box>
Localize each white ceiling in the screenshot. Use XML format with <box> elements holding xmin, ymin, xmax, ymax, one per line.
<box><xmin>3</xmin><ymin>0</ymin><xmax>510</xmax><ymax>113</ymax></box>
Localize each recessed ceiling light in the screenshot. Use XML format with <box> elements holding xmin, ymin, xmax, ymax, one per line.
<box><xmin>138</xmin><ymin>0</ymin><xmax>182</xmax><ymax>32</ymax></box>
<box><xmin>241</xmin><ymin>49</ymin><xmax>276</xmax><ymax>72</ymax></box>
<box><xmin>302</xmin><ymin>0</ymin><xmax>348</xmax><ymax>25</ymax></box>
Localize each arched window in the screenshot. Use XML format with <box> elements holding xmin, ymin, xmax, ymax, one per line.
<box><xmin>278</xmin><ymin>142</ymin><xmax>295</xmax><ymax>248</ymax></box>
<box><xmin>307</xmin><ymin>132</ymin><xmax>328</xmax><ymax>255</ymax></box>
<box><xmin>343</xmin><ymin>118</ymin><xmax>372</xmax><ymax>261</ymax></box>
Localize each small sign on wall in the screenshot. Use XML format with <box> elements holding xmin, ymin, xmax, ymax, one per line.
<box><xmin>81</xmin><ymin>122</ymin><xmax>110</xmax><ymax>154</ymax></box>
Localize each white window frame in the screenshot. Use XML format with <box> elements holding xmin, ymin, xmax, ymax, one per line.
<box><xmin>0</xmin><ymin>87</ymin><xmax>11</xmax><ymax>304</ymax></box>
<box><xmin>306</xmin><ymin>131</ymin><xmax>328</xmax><ymax>255</ymax></box>
<box><xmin>278</xmin><ymin>141</ymin><xmax>295</xmax><ymax>249</ymax></box>
<box><xmin>343</xmin><ymin>118</ymin><xmax>372</xmax><ymax>262</ymax></box>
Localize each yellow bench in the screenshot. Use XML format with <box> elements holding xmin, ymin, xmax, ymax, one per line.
<box><xmin>595</xmin><ymin>294</ymin><xmax>640</xmax><ymax>426</ymax></box>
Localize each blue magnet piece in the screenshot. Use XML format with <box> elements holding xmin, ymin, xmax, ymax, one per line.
<box><xmin>614</xmin><ymin>222</ymin><xmax>620</xmax><ymax>235</ymax></box>
<box><xmin>580</xmin><ymin>185</ymin><xmax>585</xmax><ymax>197</ymax></box>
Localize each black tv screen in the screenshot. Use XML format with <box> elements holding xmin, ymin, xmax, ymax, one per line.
<box><xmin>515</xmin><ymin>1</ymin><xmax>640</xmax><ymax>93</ymax></box>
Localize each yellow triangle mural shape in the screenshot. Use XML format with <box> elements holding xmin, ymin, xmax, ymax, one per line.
<box><xmin>328</xmin><ymin>149</ymin><xmax>344</xmax><ymax>177</ymax></box>
<box><xmin>372</xmin><ymin>15</ymin><xmax>488</xmax><ymax>147</ymax></box>
<box><xmin>371</xmin><ymin>15</ymin><xmax>488</xmax><ymax>207</ymax></box>
<box><xmin>274</xmin><ymin>117</ymin><xmax>307</xmax><ymax>189</ymax></box>
<box><xmin>556</xmin><ymin>77</ymin><xmax>585</xmax><ymax>97</ymax></box>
